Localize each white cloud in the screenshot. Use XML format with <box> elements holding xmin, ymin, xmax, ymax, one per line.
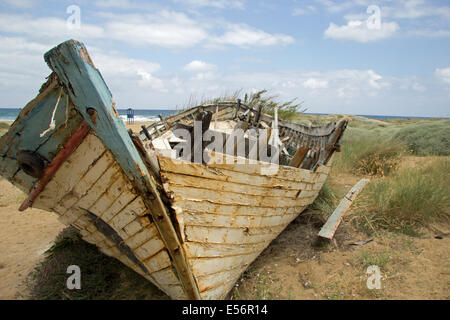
<box><xmin>0</xmin><ymin>14</ymin><xmax>104</xmax><ymax>41</ymax></box>
<box><xmin>91</xmin><ymin>52</ymin><xmax>163</xmax><ymax>91</ymax></box>
<box><xmin>104</xmin><ymin>11</ymin><xmax>208</xmax><ymax>48</ymax></box>
<box><xmin>435</xmin><ymin>67</ymin><xmax>450</xmax><ymax>85</ymax></box>
<box><xmin>0</xmin><ymin>37</ymin><xmax>48</xmax><ymax>81</ymax></box>
<box><xmin>213</xmin><ymin>23</ymin><xmax>294</xmax><ymax>47</ymax></box>
<box><xmin>183</xmin><ymin>60</ymin><xmax>216</xmax><ymax>72</ymax></box>
<box><xmin>324</xmin><ymin>20</ymin><xmax>398</xmax><ymax>42</ymax></box>
<box><xmin>0</xmin><ymin>11</ymin><xmax>294</xmax><ymax>50</ymax></box>
<box><xmin>303</xmin><ymin>78</ymin><xmax>328</xmax><ymax>89</ymax></box>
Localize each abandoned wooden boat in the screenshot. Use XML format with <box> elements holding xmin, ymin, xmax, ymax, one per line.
<box><xmin>0</xmin><ymin>40</ymin><xmax>347</xmax><ymax>300</ymax></box>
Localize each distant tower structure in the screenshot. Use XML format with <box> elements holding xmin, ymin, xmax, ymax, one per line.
<box><xmin>127</xmin><ymin>107</ymin><xmax>134</xmax><ymax>124</ymax></box>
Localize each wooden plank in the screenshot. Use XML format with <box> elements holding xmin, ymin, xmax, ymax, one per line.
<box><xmin>167</xmin><ymin>185</ymin><xmax>317</xmax><ymax>208</ymax></box>
<box><xmin>184</xmin><ymin>223</ymin><xmax>291</xmax><ymax>245</ymax></box>
<box><xmin>0</xmin><ymin>76</ymin><xmax>58</xmax><ymax>154</ymax></box>
<box><xmin>318</xmin><ymin>178</ymin><xmax>370</xmax><ymax>239</ymax></box>
<box><xmin>204</xmin><ymin>152</ymin><xmax>320</xmax><ymax>183</ymax></box>
<box><xmin>159</xmin><ymin>156</ymin><xmax>316</xmax><ymax>191</ymax></box>
<box><xmin>11</xmin><ymin>169</ymin><xmax>36</xmax><ymax>193</ymax></box>
<box><xmin>134</xmin><ymin>237</ymin><xmax>166</xmax><ymax>261</ymax></box>
<box><xmin>190</xmin><ymin>251</ymin><xmax>261</xmax><ymax>277</ymax></box>
<box><xmin>142</xmin><ymin>250</ymin><xmax>172</xmax><ymax>273</ymax></box>
<box><xmin>74</xmin><ymin>164</ymin><xmax>122</xmax><ymax>211</ymax></box>
<box><xmin>20</xmin><ymin>121</ymin><xmax>90</xmax><ymax>211</ymax></box>
<box><xmin>289</xmin><ymin>147</ymin><xmax>309</xmax><ymax>167</ymax></box>
<box><xmin>88</xmin><ymin>176</ymin><xmax>128</xmax><ymax>217</ymax></box>
<box><xmin>99</xmin><ymin>188</ymin><xmax>137</xmax><ymax>223</ymax></box>
<box><xmin>172</xmin><ymin>200</ymin><xmax>305</xmax><ymax>217</ymax></box>
<box><xmin>201</xmin><ymin>279</ymin><xmax>236</xmax><ymax>300</ymax></box>
<box><xmin>151</xmin><ymin>267</ymin><xmax>182</xmax><ymax>286</ymax></box>
<box><xmin>161</xmin><ymin>172</ymin><xmax>298</xmax><ymax>198</ymax></box>
<box><xmin>125</xmin><ymin>225</ymin><xmax>160</xmax><ymax>250</ymax></box>
<box><xmin>197</xmin><ymin>265</ymin><xmax>247</xmax><ymax>296</ymax></box>
<box><xmin>178</xmin><ymin>210</ymin><xmax>301</xmax><ymax>230</ymax></box>
<box><xmin>45</xmin><ymin>40</ymin><xmax>200</xmax><ymax>299</ymax></box>
<box><xmin>196</xmin><ymin>264</ymin><xmax>247</xmax><ymax>293</ymax></box>
<box><xmin>184</xmin><ymin>241</ymin><xmax>271</xmax><ymax>258</ymax></box>
<box><xmin>32</xmin><ymin>133</ymin><xmax>107</xmax><ymax>211</ymax></box>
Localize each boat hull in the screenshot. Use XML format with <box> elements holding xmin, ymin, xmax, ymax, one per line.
<box><xmin>0</xmin><ymin>40</ymin><xmax>343</xmax><ymax>300</ymax></box>
<box><xmin>159</xmin><ymin>154</ymin><xmax>332</xmax><ymax>299</ymax></box>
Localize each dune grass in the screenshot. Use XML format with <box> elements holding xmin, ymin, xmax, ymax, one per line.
<box><xmin>393</xmin><ymin>119</ymin><xmax>450</xmax><ymax>156</ymax></box>
<box><xmin>333</xmin><ymin>127</ymin><xmax>405</xmax><ymax>176</ymax></box>
<box><xmin>353</xmin><ymin>158</ymin><xmax>450</xmax><ymax>234</ymax></box>
<box><xmin>26</xmin><ymin>227</ymin><xmax>167</xmax><ymax>300</ymax></box>
<box><xmin>311</xmin><ymin>181</ymin><xmax>338</xmax><ymax>215</ymax></box>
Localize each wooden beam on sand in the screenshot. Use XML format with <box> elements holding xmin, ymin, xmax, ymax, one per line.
<box><xmin>318</xmin><ymin>178</ymin><xmax>370</xmax><ymax>240</ymax></box>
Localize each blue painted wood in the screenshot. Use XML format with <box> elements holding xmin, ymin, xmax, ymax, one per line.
<box><xmin>44</xmin><ymin>40</ymin><xmax>151</xmax><ymax>189</ymax></box>
<box><xmin>0</xmin><ymin>81</ymin><xmax>83</xmax><ymax>187</ymax></box>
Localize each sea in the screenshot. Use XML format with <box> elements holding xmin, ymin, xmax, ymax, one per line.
<box><xmin>0</xmin><ymin>108</ymin><xmax>444</xmax><ymax>122</ymax></box>
<box><xmin>0</xmin><ymin>108</ymin><xmax>176</xmax><ymax>122</ymax></box>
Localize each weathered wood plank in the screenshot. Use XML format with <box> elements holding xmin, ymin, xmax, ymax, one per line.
<box><xmin>196</xmin><ymin>264</ymin><xmax>247</xmax><ymax>293</ymax></box>
<box><xmin>205</xmin><ymin>152</ymin><xmax>321</xmax><ymax>183</ymax></box>
<box><xmin>168</xmin><ymin>185</ymin><xmax>317</xmax><ymax>208</ymax></box>
<box><xmin>318</xmin><ymin>178</ymin><xmax>370</xmax><ymax>239</ymax></box>
<box><xmin>74</xmin><ymin>164</ymin><xmax>122</xmax><ymax>210</ymax></box>
<box><xmin>184</xmin><ymin>241</ymin><xmax>271</xmax><ymax>259</ymax></box>
<box><xmin>159</xmin><ymin>156</ymin><xmax>316</xmax><ymax>190</ymax></box>
<box><xmin>20</xmin><ymin>121</ymin><xmax>91</xmax><ymax>211</ymax></box>
<box><xmin>190</xmin><ymin>251</ymin><xmax>261</xmax><ymax>277</ymax></box>
<box><xmin>173</xmin><ymin>200</ymin><xmax>305</xmax><ymax>217</ymax></box>
<box><xmin>161</xmin><ymin>172</ymin><xmax>298</xmax><ymax>198</ymax></box>
<box><xmin>151</xmin><ymin>267</ymin><xmax>182</xmax><ymax>286</ymax></box>
<box><xmin>142</xmin><ymin>250</ymin><xmax>172</xmax><ymax>274</ymax></box>
<box><xmin>184</xmin><ymin>223</ymin><xmax>292</xmax><ymax>245</ymax></box>
<box><xmin>134</xmin><ymin>237</ymin><xmax>166</xmax><ymax>261</ymax></box>
<box><xmin>32</xmin><ymin>133</ymin><xmax>107</xmax><ymax>211</ymax></box>
<box><xmin>125</xmin><ymin>225</ymin><xmax>160</xmax><ymax>250</ymax></box>
<box><xmin>178</xmin><ymin>209</ymin><xmax>301</xmax><ymax>229</ymax></box>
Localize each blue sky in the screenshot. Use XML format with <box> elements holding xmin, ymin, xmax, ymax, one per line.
<box><xmin>0</xmin><ymin>0</ymin><xmax>449</xmax><ymax>117</ymax></box>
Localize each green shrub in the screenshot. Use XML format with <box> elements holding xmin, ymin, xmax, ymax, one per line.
<box><xmin>394</xmin><ymin>119</ymin><xmax>450</xmax><ymax>156</ymax></box>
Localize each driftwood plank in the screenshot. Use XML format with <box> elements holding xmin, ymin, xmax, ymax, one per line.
<box><xmin>289</xmin><ymin>146</ymin><xmax>309</xmax><ymax>168</ymax></box>
<box><xmin>318</xmin><ymin>178</ymin><xmax>370</xmax><ymax>239</ymax></box>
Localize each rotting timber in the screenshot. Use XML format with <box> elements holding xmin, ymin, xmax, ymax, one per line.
<box><xmin>0</xmin><ymin>40</ymin><xmax>347</xmax><ymax>300</ymax></box>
